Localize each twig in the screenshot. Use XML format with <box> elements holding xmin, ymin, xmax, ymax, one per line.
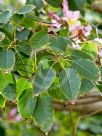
<box><xmin>79</xmin><ymin>95</ymin><xmax>102</xmax><ymax>99</ymax></box>
<box><xmin>75</xmin><ymin>98</ymin><xmax>102</xmax><ymax>105</ymax></box>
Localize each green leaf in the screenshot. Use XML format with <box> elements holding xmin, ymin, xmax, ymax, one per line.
<box><xmin>46</xmin><ymin>0</ymin><xmax>62</xmax><ymax>7</ymax></box>
<box><xmin>0</xmin><ymin>27</ymin><xmax>13</xmax><ymax>40</ymax></box>
<box><xmin>2</xmin><ymin>84</ymin><xmax>16</xmax><ymax>100</ymax></box>
<box><xmin>69</xmin><ymin>0</ymin><xmax>86</xmax><ymax>10</ymax></box>
<box><xmin>29</xmin><ymin>31</ymin><xmax>49</xmax><ymax>48</ymax></box>
<box><xmin>80</xmin><ymin>79</ymin><xmax>95</xmax><ymax>94</ymax></box>
<box><xmin>0</xmin><ymin>10</ymin><xmax>12</xmax><ymax>24</ymax></box>
<box><xmin>16</xmin><ymin>57</ymin><xmax>34</xmax><ymax>77</ymax></box>
<box><xmin>71</xmin><ymin>50</ymin><xmax>91</xmax><ymax>60</ymax></box>
<box><xmin>16</xmin><ymin>29</ymin><xmax>30</xmax><ymax>41</ymax></box>
<box><xmin>0</xmin><ymin>94</ymin><xmax>5</xmax><ymax>108</ymax></box>
<box><xmin>26</xmin><ymin>0</ymin><xmax>34</xmax><ymax>4</ymax></box>
<box><xmin>37</xmin><ymin>51</ymin><xmax>53</xmax><ymax>64</ymax></box>
<box><xmin>33</xmin><ymin>93</ymin><xmax>53</xmax><ymax>132</ymax></box>
<box><xmin>0</xmin><ymin>49</ymin><xmax>15</xmax><ymax>71</ymax></box>
<box><xmin>34</xmin><ymin>68</ymin><xmax>56</xmax><ymax>94</ymax></box>
<box><xmin>17</xmin><ymin>4</ymin><xmax>35</xmax><ymax>15</ymax></box>
<box><xmin>21</xmin><ymin>16</ymin><xmax>35</xmax><ymax>28</ymax></box>
<box><xmin>59</xmin><ymin>68</ymin><xmax>81</xmax><ymax>100</ymax></box>
<box><xmin>21</xmin><ymin>15</ymin><xmax>50</xmax><ymax>28</ymax></box>
<box><xmin>18</xmin><ymin>89</ymin><xmax>37</xmax><ymax>118</ymax></box>
<box><xmin>16</xmin><ymin>78</ymin><xmax>32</xmax><ymax>99</ymax></box>
<box><xmin>12</xmin><ymin>13</ymin><xmax>24</xmax><ymax>25</ymax></box>
<box><xmin>72</xmin><ymin>59</ymin><xmax>100</xmax><ymax>80</ymax></box>
<box><xmin>29</xmin><ymin>15</ymin><xmax>50</xmax><ymax>24</ymax></box>
<box><xmin>0</xmin><ymin>72</ymin><xmax>5</xmax><ymax>91</ymax></box>
<box><xmin>48</xmin><ymin>84</ymin><xmax>66</xmax><ymax>100</ymax></box>
<box><xmin>38</xmin><ymin>59</ymin><xmax>49</xmax><ymax>70</ymax></box>
<box><xmin>81</xmin><ymin>42</ymin><xmax>98</xmax><ymax>58</ymax></box>
<box><xmin>0</xmin><ymin>39</ymin><xmax>11</xmax><ymax>48</ymax></box>
<box><xmin>16</xmin><ymin>42</ymin><xmax>32</xmax><ymax>56</ymax></box>
<box><xmin>48</xmin><ymin>78</ymin><xmax>66</xmax><ymax>100</ymax></box>
<box><xmin>33</xmin><ymin>0</ymin><xmax>43</xmax><ymax>9</ymax></box>
<box><xmin>50</xmin><ymin>36</ymin><xmax>68</xmax><ymax>52</ymax></box>
<box><xmin>0</xmin><ymin>72</ymin><xmax>15</xmax><ymax>92</ymax></box>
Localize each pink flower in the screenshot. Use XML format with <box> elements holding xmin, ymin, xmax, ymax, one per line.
<box><xmin>8</xmin><ymin>108</ymin><xmax>17</xmax><ymax>117</ymax></box>
<box><xmin>62</xmin><ymin>0</ymin><xmax>92</xmax><ymax>39</ymax></box>
<box><xmin>62</xmin><ymin>0</ymin><xmax>80</xmax><ymax>20</ymax></box>
<box><xmin>62</xmin><ymin>0</ymin><xmax>69</xmax><ymax>17</ymax></box>
<box><xmin>48</xmin><ymin>12</ymin><xmax>61</xmax><ymax>29</ymax></box>
<box><xmin>15</xmin><ymin>115</ymin><xmax>22</xmax><ymax>122</ymax></box>
<box><xmin>62</xmin><ymin>0</ymin><xmax>80</xmax><ymax>33</ymax></box>
<box><xmin>48</xmin><ymin>0</ymin><xmax>92</xmax><ymax>42</ymax></box>
<box><xmin>8</xmin><ymin>108</ymin><xmax>22</xmax><ymax>122</ymax></box>
<box><xmin>48</xmin><ymin>12</ymin><xmax>60</xmax><ymax>21</ymax></box>
<box><xmin>72</xmin><ymin>24</ymin><xmax>92</xmax><ymax>40</ymax></box>
<box><xmin>68</xmin><ymin>21</ymin><xmax>81</xmax><ymax>33</ymax></box>
<box><xmin>48</xmin><ymin>0</ymin><xmax>81</xmax><ymax>33</ymax></box>
<box><xmin>83</xmin><ymin>24</ymin><xmax>92</xmax><ymax>36</ymax></box>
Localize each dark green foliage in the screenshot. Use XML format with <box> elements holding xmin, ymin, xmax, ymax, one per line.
<box><xmin>0</xmin><ymin>0</ymin><xmax>101</xmax><ymax>134</ymax></box>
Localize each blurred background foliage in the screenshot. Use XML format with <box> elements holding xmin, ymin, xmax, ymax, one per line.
<box><xmin>0</xmin><ymin>0</ymin><xmax>102</xmax><ymax>136</ymax></box>
<box><xmin>0</xmin><ymin>109</ymin><xmax>102</xmax><ymax>136</ymax></box>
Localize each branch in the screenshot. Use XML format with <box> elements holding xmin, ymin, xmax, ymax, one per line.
<box><xmin>53</xmin><ymin>94</ymin><xmax>102</xmax><ymax>113</ymax></box>
<box><xmin>5</xmin><ymin>93</ymin><xmax>102</xmax><ymax>113</ymax></box>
